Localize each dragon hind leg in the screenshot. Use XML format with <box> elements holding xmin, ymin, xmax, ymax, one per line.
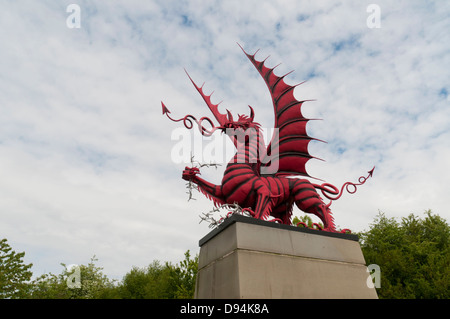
<box><xmin>292</xmin><ymin>179</ymin><xmax>337</xmax><ymax>232</ymax></box>
<box><xmin>271</xmin><ymin>203</ymin><xmax>293</xmax><ymax>225</ymax></box>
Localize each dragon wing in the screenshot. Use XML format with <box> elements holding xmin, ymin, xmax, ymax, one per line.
<box><xmin>239</xmin><ymin>44</ymin><xmax>323</xmax><ymax>179</ymax></box>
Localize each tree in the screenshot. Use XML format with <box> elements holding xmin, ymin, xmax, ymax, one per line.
<box><xmin>118</xmin><ymin>250</ymin><xmax>198</xmax><ymax>299</ymax></box>
<box><xmin>118</xmin><ymin>260</ymin><xmax>175</xmax><ymax>299</ymax></box>
<box><xmin>359</xmin><ymin>210</ymin><xmax>450</xmax><ymax>299</ymax></box>
<box><xmin>20</xmin><ymin>250</ymin><xmax>198</xmax><ymax>299</ymax></box>
<box><xmin>0</xmin><ymin>238</ymin><xmax>33</xmax><ymax>299</ymax></box>
<box><xmin>26</xmin><ymin>256</ymin><xmax>118</xmax><ymax>299</ymax></box>
<box><xmin>169</xmin><ymin>250</ymin><xmax>198</xmax><ymax>298</ymax></box>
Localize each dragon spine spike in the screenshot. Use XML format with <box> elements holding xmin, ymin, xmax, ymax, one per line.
<box><xmin>184</xmin><ymin>69</ymin><xmax>229</xmax><ymax>127</ymax></box>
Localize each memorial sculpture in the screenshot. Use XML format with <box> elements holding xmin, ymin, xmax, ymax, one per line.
<box><xmin>162</xmin><ymin>44</ymin><xmax>374</xmax><ymax>233</ymax></box>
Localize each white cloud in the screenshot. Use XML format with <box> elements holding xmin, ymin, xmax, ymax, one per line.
<box><xmin>0</xmin><ymin>0</ymin><xmax>448</xmax><ymax>280</ymax></box>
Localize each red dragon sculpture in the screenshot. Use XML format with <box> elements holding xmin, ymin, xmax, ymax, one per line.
<box><xmin>162</xmin><ymin>44</ymin><xmax>374</xmax><ymax>233</ymax></box>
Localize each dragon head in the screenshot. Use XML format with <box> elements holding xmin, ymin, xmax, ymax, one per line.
<box><xmin>219</xmin><ymin>106</ymin><xmax>261</xmax><ymax>136</ymax></box>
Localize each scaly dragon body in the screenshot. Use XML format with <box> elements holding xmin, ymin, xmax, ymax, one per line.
<box><xmin>181</xmin><ymin>118</ymin><xmax>336</xmax><ymax>230</ymax></box>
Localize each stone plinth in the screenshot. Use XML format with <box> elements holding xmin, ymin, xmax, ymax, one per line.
<box><xmin>195</xmin><ymin>214</ymin><xmax>378</xmax><ymax>299</ymax></box>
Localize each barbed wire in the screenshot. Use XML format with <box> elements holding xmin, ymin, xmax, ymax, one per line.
<box><xmin>185</xmin><ymin>154</ymin><xmax>221</xmax><ymax>202</ymax></box>
<box><xmin>199</xmin><ymin>203</ymin><xmax>253</xmax><ymax>228</ymax></box>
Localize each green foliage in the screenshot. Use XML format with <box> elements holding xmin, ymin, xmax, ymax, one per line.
<box><xmin>18</xmin><ymin>250</ymin><xmax>198</xmax><ymax>299</ymax></box>
<box><xmin>118</xmin><ymin>250</ymin><xmax>198</xmax><ymax>299</ymax></box>
<box><xmin>292</xmin><ymin>215</ymin><xmax>323</xmax><ymax>229</ymax></box>
<box><xmin>359</xmin><ymin>210</ymin><xmax>450</xmax><ymax>299</ymax></box>
<box><xmin>170</xmin><ymin>250</ymin><xmax>198</xmax><ymax>299</ymax></box>
<box><xmin>118</xmin><ymin>261</ymin><xmax>174</xmax><ymax>299</ymax></box>
<box><xmin>0</xmin><ymin>238</ymin><xmax>33</xmax><ymax>299</ymax></box>
<box><xmin>26</xmin><ymin>256</ymin><xmax>118</xmax><ymax>299</ymax></box>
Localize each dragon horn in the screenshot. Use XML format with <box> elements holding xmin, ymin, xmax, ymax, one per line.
<box><xmin>226</xmin><ymin>109</ymin><xmax>234</xmax><ymax>122</ymax></box>
<box><xmin>184</xmin><ymin>69</ymin><xmax>229</xmax><ymax>127</ymax></box>
<box><xmin>248</xmin><ymin>105</ymin><xmax>255</xmax><ymax>121</ymax></box>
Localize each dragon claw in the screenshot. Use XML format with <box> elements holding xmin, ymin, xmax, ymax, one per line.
<box><xmin>312</xmin><ymin>223</ymin><xmax>323</xmax><ymax>231</ymax></box>
<box><xmin>241</xmin><ymin>208</ymin><xmax>256</xmax><ymax>217</ymax></box>
<box><xmin>182</xmin><ymin>166</ymin><xmax>200</xmax><ymax>181</ymax></box>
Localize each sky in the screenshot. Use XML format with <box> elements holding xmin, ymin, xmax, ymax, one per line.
<box><xmin>0</xmin><ymin>1</ymin><xmax>449</xmax><ymax>280</ymax></box>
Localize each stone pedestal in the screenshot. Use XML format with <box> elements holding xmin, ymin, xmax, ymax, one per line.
<box><xmin>195</xmin><ymin>214</ymin><xmax>378</xmax><ymax>299</ymax></box>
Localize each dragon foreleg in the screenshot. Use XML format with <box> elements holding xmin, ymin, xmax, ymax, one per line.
<box><xmin>252</xmin><ymin>180</ymin><xmax>280</xmax><ymax>221</ymax></box>
<box><xmin>182</xmin><ymin>167</ymin><xmax>225</xmax><ymax>206</ymax></box>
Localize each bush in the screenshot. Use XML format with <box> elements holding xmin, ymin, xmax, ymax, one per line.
<box><xmin>359</xmin><ymin>210</ymin><xmax>450</xmax><ymax>299</ymax></box>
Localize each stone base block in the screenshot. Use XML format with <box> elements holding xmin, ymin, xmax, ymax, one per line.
<box><xmin>195</xmin><ymin>215</ymin><xmax>377</xmax><ymax>299</ymax></box>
